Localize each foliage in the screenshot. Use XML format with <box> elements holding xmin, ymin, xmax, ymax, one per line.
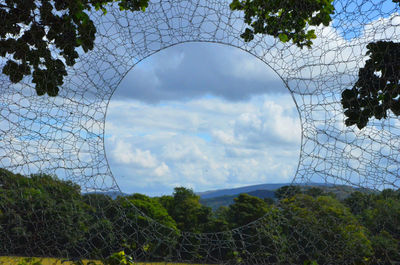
<box><xmin>229</xmin><ymin>204</ymin><xmax>285</xmax><ymax>264</ymax></box>
<box><xmin>226</xmin><ymin>193</ymin><xmax>270</xmax><ymax>228</ymax></box>
<box><xmin>0</xmin><ymin>169</ymin><xmax>89</xmax><ymax>257</ymax></box>
<box><xmin>229</xmin><ymin>0</ymin><xmax>334</xmax><ymax>48</ymax></box>
<box><xmin>274</xmin><ymin>185</ymin><xmax>302</xmax><ymax>200</ymax></box>
<box><xmin>115</xmin><ymin>193</ymin><xmax>179</xmax><ymax>260</ymax></box>
<box><xmin>1</xmin><ymin>168</ymin><xmax>400</xmax><ymax>264</ymax></box>
<box><xmin>280</xmin><ymin>194</ymin><xmax>373</xmax><ymax>264</ymax></box>
<box><xmin>118</xmin><ymin>193</ymin><xmax>178</xmax><ymax>232</ymax></box>
<box><xmin>161</xmin><ymin>187</ymin><xmax>213</xmax><ymax>233</ymax></box>
<box><xmin>0</xmin><ymin>0</ymin><xmax>148</xmax><ymax>96</ymax></box>
<box><xmin>344</xmin><ymin>190</ymin><xmax>374</xmax><ymax>215</ymax></box>
<box><xmin>370</xmin><ymin>231</ymin><xmax>400</xmax><ymax>264</ymax></box>
<box><xmin>102</xmin><ymin>250</ymin><xmax>135</xmax><ymax>265</ymax></box>
<box><xmin>303</xmin><ymin>187</ymin><xmax>325</xmax><ymax>198</ymax></box>
<box><xmin>342</xmin><ymin>41</ymin><xmax>400</xmax><ymax>129</ymax></box>
<box><xmin>362</xmin><ymin>197</ymin><xmax>400</xmax><ymax>261</ymax></box>
<box><xmin>344</xmin><ymin>189</ymin><xmax>400</xmax><ymax>263</ymax></box>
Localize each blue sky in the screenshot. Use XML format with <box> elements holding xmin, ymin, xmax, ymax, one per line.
<box><xmin>332</xmin><ymin>0</ymin><xmax>398</xmax><ymax>40</ymax></box>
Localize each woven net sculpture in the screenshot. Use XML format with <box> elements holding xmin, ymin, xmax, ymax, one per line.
<box><xmin>1</xmin><ymin>0</ymin><xmax>400</xmax><ymax>264</ymax></box>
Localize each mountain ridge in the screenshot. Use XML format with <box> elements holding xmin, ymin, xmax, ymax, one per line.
<box><xmin>196</xmin><ymin>182</ymin><xmax>334</xmax><ymax>199</ymax></box>
<box><xmin>198</xmin><ymin>183</ymin><xmax>376</xmax><ymax>210</ymax></box>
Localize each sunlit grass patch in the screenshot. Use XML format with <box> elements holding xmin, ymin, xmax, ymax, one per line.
<box><xmin>0</xmin><ymin>257</ymin><xmax>211</xmax><ymax>265</ymax></box>
<box><xmin>0</xmin><ymin>256</ymin><xmax>96</xmax><ymax>265</ymax></box>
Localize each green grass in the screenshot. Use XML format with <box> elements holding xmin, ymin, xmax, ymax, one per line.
<box><xmin>0</xmin><ymin>256</ymin><xmax>211</xmax><ymax>265</ymax></box>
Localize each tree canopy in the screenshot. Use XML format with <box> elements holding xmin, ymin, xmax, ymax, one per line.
<box><xmin>274</xmin><ymin>185</ymin><xmax>302</xmax><ymax>200</ymax></box>
<box><xmin>280</xmin><ymin>194</ymin><xmax>373</xmax><ymax>264</ymax></box>
<box><xmin>229</xmin><ymin>0</ymin><xmax>334</xmax><ymax>48</ymax></box>
<box><xmin>159</xmin><ymin>187</ymin><xmax>213</xmax><ymax>233</ymax></box>
<box><xmin>226</xmin><ymin>193</ymin><xmax>270</xmax><ymax>227</ymax></box>
<box><xmin>1</xmin><ymin>168</ymin><xmax>400</xmax><ymax>264</ymax></box>
<box><xmin>342</xmin><ymin>41</ymin><xmax>400</xmax><ymax>129</ymax></box>
<box><xmin>0</xmin><ymin>0</ymin><xmax>148</xmax><ymax>96</ymax></box>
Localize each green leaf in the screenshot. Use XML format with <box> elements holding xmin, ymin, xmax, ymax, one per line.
<box><xmin>76</xmin><ymin>38</ymin><xmax>83</xmax><ymax>46</ymax></box>
<box><xmin>278</xmin><ymin>33</ymin><xmax>289</xmax><ymax>42</ymax></box>
<box><xmin>229</xmin><ymin>0</ymin><xmax>242</xmax><ymax>10</ymax></box>
<box><xmin>306</xmin><ymin>30</ymin><xmax>316</xmax><ymax>40</ymax></box>
<box><xmin>240</xmin><ymin>28</ymin><xmax>254</xmax><ymax>42</ymax></box>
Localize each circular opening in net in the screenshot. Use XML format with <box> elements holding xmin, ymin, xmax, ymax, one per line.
<box><xmin>104</xmin><ymin>42</ymin><xmax>301</xmax><ymax>229</ymax></box>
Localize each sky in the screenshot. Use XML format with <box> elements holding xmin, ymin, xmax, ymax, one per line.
<box><xmin>104</xmin><ymin>43</ymin><xmax>301</xmax><ymax>196</ymax></box>
<box><xmin>102</xmin><ymin>0</ymin><xmax>400</xmax><ymax>195</ymax></box>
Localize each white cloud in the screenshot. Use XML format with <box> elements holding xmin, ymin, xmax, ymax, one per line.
<box><xmin>105</xmin><ymin>92</ymin><xmax>302</xmax><ymax>194</ymax></box>
<box><xmin>231</xmin><ymin>99</ymin><xmax>301</xmax><ymax>149</ymax></box>
<box><xmin>211</xmin><ymin>129</ymin><xmax>236</xmax><ymax>145</ymax></box>
<box><xmin>162</xmin><ymin>139</ymin><xmax>209</xmax><ymax>162</ymax></box>
<box><xmin>261</xmin><ymin>100</ymin><xmax>301</xmax><ymax>144</ymax></box>
<box><xmin>111</xmin><ymin>140</ymin><xmax>159</xmax><ymax>168</ymax></box>
<box><xmin>154</xmin><ymin>162</ymin><xmax>170</xmax><ymax>177</ymax></box>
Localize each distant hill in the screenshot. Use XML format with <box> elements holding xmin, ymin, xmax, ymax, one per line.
<box><xmin>197</xmin><ymin>183</ymin><xmax>291</xmax><ymax>199</ymax></box>
<box><xmin>200</xmin><ymin>189</ymin><xmax>277</xmax><ymax>210</ymax></box>
<box><xmin>200</xmin><ymin>194</ymin><xmax>237</xmax><ymax>210</ymax></box>
<box><xmin>198</xmin><ymin>183</ymin><xmax>373</xmax><ymax>211</ymax></box>
<box><xmin>84</xmin><ymin>183</ymin><xmax>374</xmax><ymax>207</ymax></box>
<box><xmin>196</xmin><ymin>182</ymin><xmax>334</xmax><ymax>199</ymax></box>
<box><xmin>247</xmin><ymin>189</ymin><xmax>277</xmax><ymax>199</ymax></box>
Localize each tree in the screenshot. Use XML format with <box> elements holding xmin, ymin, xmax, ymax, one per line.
<box><xmin>0</xmin><ymin>169</ymin><xmax>89</xmax><ymax>257</ymax></box>
<box><xmin>0</xmin><ymin>0</ymin><xmax>148</xmax><ymax>96</ymax></box>
<box><xmin>263</xmin><ymin>197</ymin><xmax>275</xmax><ymax>205</ymax></box>
<box><xmin>225</xmin><ymin>194</ymin><xmax>282</xmax><ymax>263</ymax></box>
<box><xmin>227</xmin><ymin>193</ymin><xmax>270</xmax><ymax>228</ymax></box>
<box><xmin>361</xmin><ymin>194</ymin><xmax>400</xmax><ymax>263</ymax></box>
<box><xmin>274</xmin><ymin>185</ymin><xmax>302</xmax><ymax>200</ymax></box>
<box><xmin>279</xmin><ymin>194</ymin><xmax>373</xmax><ymax>264</ymax></box>
<box><xmin>162</xmin><ymin>187</ymin><xmax>213</xmax><ymax>233</ymax></box>
<box><xmin>229</xmin><ymin>0</ymin><xmax>334</xmax><ymax>48</ymax></box>
<box><xmin>118</xmin><ymin>193</ymin><xmax>178</xmax><ymax>231</ymax></box>
<box><xmin>304</xmin><ymin>187</ymin><xmax>325</xmax><ymax>197</ymax></box>
<box><xmin>81</xmin><ymin>193</ymin><xmax>121</xmax><ymax>258</ymax></box>
<box><xmin>157</xmin><ymin>187</ymin><xmax>216</xmax><ymax>261</ymax></box>
<box><xmin>344</xmin><ymin>190</ymin><xmax>374</xmax><ymax>215</ymax></box>
<box><xmin>341</xmin><ymin>41</ymin><xmax>400</xmax><ymax>129</ymax></box>
<box><xmin>115</xmin><ymin>193</ymin><xmax>179</xmax><ymax>260</ymax></box>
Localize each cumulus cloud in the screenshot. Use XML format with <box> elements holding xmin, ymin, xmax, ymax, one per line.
<box><xmin>112</xmin><ymin>141</ymin><xmax>158</xmax><ymax>168</ymax></box>
<box><xmin>154</xmin><ymin>162</ymin><xmax>170</xmax><ymax>177</ymax></box>
<box><xmin>105</xmin><ymin>93</ymin><xmax>301</xmax><ymax>195</ymax></box>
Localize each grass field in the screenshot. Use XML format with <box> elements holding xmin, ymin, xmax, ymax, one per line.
<box><xmin>0</xmin><ymin>256</ymin><xmax>210</xmax><ymax>265</ymax></box>
<box><xmin>0</xmin><ymin>257</ymin><xmax>95</xmax><ymax>265</ymax></box>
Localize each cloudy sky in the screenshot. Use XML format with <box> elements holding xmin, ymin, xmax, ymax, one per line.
<box><xmin>103</xmin><ymin>0</ymin><xmax>400</xmax><ymax>196</ymax></box>
<box><xmin>104</xmin><ymin>43</ymin><xmax>301</xmax><ymax>196</ymax></box>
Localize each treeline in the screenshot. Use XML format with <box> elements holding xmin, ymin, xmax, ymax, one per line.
<box><xmin>0</xmin><ymin>168</ymin><xmax>400</xmax><ymax>264</ymax></box>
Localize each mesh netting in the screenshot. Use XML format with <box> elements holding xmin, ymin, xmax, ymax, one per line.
<box><xmin>1</xmin><ymin>0</ymin><xmax>400</xmax><ymax>264</ymax></box>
